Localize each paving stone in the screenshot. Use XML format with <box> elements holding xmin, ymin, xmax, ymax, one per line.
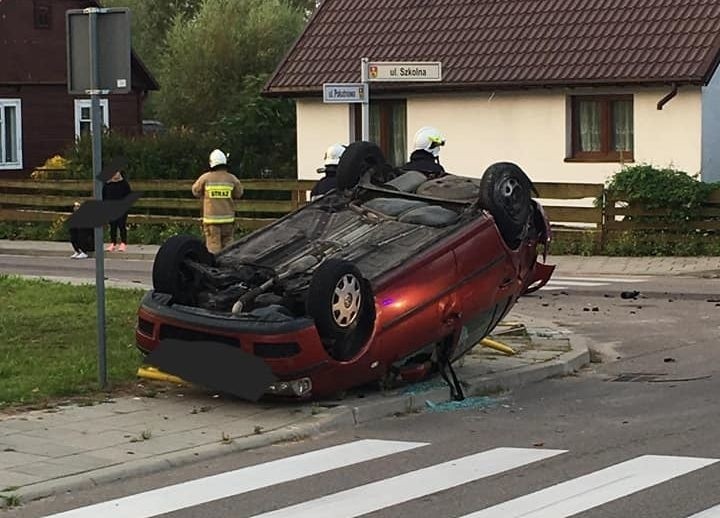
<box><xmin>520</xmin><ymin>350</ymin><xmax>563</xmax><ymax>362</ymax></box>
<box><xmin>0</xmin><ymin>450</ymin><xmax>50</xmax><ymax>470</ymax></box>
<box><xmin>88</xmin><ymin>446</ymin><xmax>156</xmax><ymax>463</ymax></box>
<box><xmin>0</xmin><ymin>435</ymin><xmax>86</xmax><ymax>458</ymax></box>
<box><xmin>22</xmin><ymin>429</ymin><xmax>134</xmax><ymax>451</ymax></box>
<box><xmin>9</xmin><ymin>453</ymin><xmax>114</xmax><ymax>479</ymax></box>
<box><xmin>0</xmin><ymin>470</ymin><xmax>44</xmax><ymax>489</ymax></box>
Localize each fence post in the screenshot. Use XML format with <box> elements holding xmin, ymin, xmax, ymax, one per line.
<box><xmin>602</xmin><ymin>190</ymin><xmax>615</xmax><ymax>253</ymax></box>
<box><xmin>290</xmin><ymin>189</ymin><xmax>306</xmax><ymax>210</ymax></box>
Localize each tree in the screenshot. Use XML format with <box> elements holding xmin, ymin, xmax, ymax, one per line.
<box><xmin>154</xmin><ymin>0</ymin><xmax>306</xmax><ymax>176</ymax></box>
<box><xmin>103</xmin><ymin>0</ymin><xmax>204</xmax><ymax>75</ymax></box>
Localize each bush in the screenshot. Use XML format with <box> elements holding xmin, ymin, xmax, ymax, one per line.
<box><xmin>61</xmin><ymin>126</ymin><xmax>296</xmax><ymax>181</ymax></box>
<box><xmin>61</xmin><ymin>129</ymin><xmax>216</xmax><ymax>181</ymax></box>
<box><xmin>605</xmin><ymin>163</ymin><xmax>720</xmax><ymax>224</ymax></box>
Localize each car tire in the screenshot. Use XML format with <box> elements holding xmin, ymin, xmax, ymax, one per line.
<box><xmin>152</xmin><ymin>234</ymin><xmax>214</xmax><ymax>304</ymax></box>
<box><xmin>336</xmin><ymin>141</ymin><xmax>388</xmax><ymax>190</ymax></box>
<box><xmin>479</xmin><ymin>162</ymin><xmax>533</xmax><ymax>249</ymax></box>
<box><xmin>307</xmin><ymin>258</ymin><xmax>375</xmax><ymax>361</ymax></box>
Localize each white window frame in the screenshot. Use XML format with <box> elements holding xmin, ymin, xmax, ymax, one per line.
<box><xmin>0</xmin><ymin>99</ymin><xmax>23</xmax><ymax>170</ymax></box>
<box><xmin>74</xmin><ymin>99</ymin><xmax>110</xmax><ymax>138</ymax></box>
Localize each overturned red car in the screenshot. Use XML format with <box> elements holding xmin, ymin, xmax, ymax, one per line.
<box><xmin>135</xmin><ymin>142</ymin><xmax>555</xmax><ymax>399</ymax></box>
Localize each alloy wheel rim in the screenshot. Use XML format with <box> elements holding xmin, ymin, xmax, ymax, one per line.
<box><xmin>332</xmin><ymin>273</ymin><xmax>361</xmax><ymax>328</ymax></box>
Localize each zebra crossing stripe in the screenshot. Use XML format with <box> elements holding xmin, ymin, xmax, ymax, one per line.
<box><xmin>249</xmin><ymin>447</ymin><xmax>567</xmax><ymax>518</ymax></box>
<box><xmin>552</xmin><ymin>276</ymin><xmax>647</xmax><ymax>283</ymax></box>
<box><xmin>687</xmin><ymin>504</ymin><xmax>720</xmax><ymax>517</ymax></box>
<box><xmin>460</xmin><ymin>454</ymin><xmax>719</xmax><ymax>517</ymax></box>
<box><xmin>43</xmin><ymin>439</ymin><xmax>428</xmax><ymax>518</ymax></box>
<box><xmin>546</xmin><ymin>280</ymin><xmax>606</xmax><ymax>287</ymax></box>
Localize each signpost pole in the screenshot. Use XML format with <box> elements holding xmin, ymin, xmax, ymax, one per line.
<box><xmin>87</xmin><ymin>8</ymin><xmax>107</xmax><ymax>389</ymax></box>
<box><xmin>360</xmin><ymin>57</ymin><xmax>370</xmax><ymax>141</ymax></box>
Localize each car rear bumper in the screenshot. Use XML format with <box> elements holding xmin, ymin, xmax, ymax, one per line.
<box><xmin>135</xmin><ymin>291</ymin><xmax>335</xmax><ymax>397</ymax></box>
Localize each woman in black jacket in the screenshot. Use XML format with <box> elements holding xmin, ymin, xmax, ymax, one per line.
<box><xmin>102</xmin><ymin>169</ymin><xmax>132</xmax><ymax>252</ymax></box>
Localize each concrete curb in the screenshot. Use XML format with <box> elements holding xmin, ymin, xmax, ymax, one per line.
<box><xmin>2</xmin><ymin>322</ymin><xmax>589</xmax><ymax>508</ymax></box>
<box><xmin>4</xmin><ymin>407</ymin><xmax>354</xmax><ymax>506</ymax></box>
<box><xmin>0</xmin><ymin>246</ymin><xmax>157</xmax><ymax>261</ymax></box>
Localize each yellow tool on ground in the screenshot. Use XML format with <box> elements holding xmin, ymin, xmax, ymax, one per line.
<box><xmin>137</xmin><ymin>366</ymin><xmax>187</xmax><ymax>385</ymax></box>
<box><xmin>481</xmin><ymin>337</ymin><xmax>516</xmax><ymax>356</ymax></box>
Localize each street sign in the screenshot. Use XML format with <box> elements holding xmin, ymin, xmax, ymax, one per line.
<box><xmin>66</xmin><ymin>8</ymin><xmax>132</xmax><ymax>94</ymax></box>
<box><xmin>366</xmin><ymin>61</ymin><xmax>442</xmax><ymax>82</ymax></box>
<box><xmin>323</xmin><ymin>83</ymin><xmax>367</xmax><ymax>103</ymax></box>
<box><xmin>65</xmin><ymin>7</ymin><xmax>133</xmax><ymax>389</ymax></box>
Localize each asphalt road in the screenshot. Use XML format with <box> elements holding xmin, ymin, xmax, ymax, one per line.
<box><xmin>4</xmin><ymin>271</ymin><xmax>720</xmax><ymax>517</ymax></box>
<box><xmin>0</xmin><ymin>254</ymin><xmax>152</xmax><ymax>287</ymax></box>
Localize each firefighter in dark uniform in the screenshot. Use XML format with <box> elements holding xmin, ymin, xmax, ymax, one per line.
<box><xmin>310</xmin><ymin>143</ymin><xmax>346</xmax><ymax>201</ymax></box>
<box><xmin>401</xmin><ymin>126</ymin><xmax>447</xmax><ymax>178</ymax></box>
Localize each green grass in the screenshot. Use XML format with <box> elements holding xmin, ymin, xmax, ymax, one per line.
<box><xmin>0</xmin><ymin>275</ymin><xmax>146</xmax><ymax>410</ymax></box>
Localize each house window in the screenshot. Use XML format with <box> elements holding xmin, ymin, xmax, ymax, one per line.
<box><xmin>570</xmin><ymin>95</ymin><xmax>634</xmax><ymax>161</ymax></box>
<box><xmin>354</xmin><ymin>100</ymin><xmax>407</xmax><ymax>166</ymax></box>
<box><xmin>0</xmin><ymin>100</ymin><xmax>23</xmax><ymax>170</ymax></box>
<box><xmin>74</xmin><ymin>99</ymin><xmax>110</xmax><ymax>138</ymax></box>
<box><xmin>33</xmin><ymin>1</ymin><xmax>51</xmax><ymax>29</ymax></box>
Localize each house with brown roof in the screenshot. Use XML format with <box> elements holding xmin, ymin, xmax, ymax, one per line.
<box><xmin>0</xmin><ymin>0</ymin><xmax>159</xmax><ymax>178</ymax></box>
<box><xmin>263</xmin><ymin>0</ymin><xmax>720</xmax><ymax>184</ymax></box>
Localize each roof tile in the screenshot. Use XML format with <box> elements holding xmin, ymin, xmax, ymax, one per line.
<box><xmin>265</xmin><ymin>0</ymin><xmax>720</xmax><ymax>94</ymax></box>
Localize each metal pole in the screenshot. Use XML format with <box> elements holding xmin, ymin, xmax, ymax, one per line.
<box><xmin>361</xmin><ymin>57</ymin><xmax>370</xmax><ymax>141</ymax></box>
<box><xmin>88</xmin><ymin>9</ymin><xmax>107</xmax><ymax>389</ymax></box>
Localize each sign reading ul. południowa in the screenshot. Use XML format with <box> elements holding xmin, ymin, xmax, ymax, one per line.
<box><xmin>366</xmin><ymin>61</ymin><xmax>442</xmax><ymax>82</ymax></box>
<box><xmin>322</xmin><ymin>83</ymin><xmax>367</xmax><ymax>103</ymax></box>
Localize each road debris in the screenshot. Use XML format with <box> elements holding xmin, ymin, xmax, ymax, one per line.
<box><xmin>621</xmin><ymin>290</ymin><xmax>640</xmax><ymax>299</ymax></box>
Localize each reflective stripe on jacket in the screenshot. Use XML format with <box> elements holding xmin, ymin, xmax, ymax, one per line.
<box><xmin>191</xmin><ymin>169</ymin><xmax>244</xmax><ymax>224</ymax></box>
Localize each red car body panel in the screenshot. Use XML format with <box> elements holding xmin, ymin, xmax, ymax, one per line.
<box><xmin>135</xmin><ymin>203</ymin><xmax>554</xmax><ymax>398</ymax></box>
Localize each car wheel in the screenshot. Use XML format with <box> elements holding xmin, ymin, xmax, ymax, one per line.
<box><xmin>336</xmin><ymin>141</ymin><xmax>388</xmax><ymax>190</ymax></box>
<box><xmin>152</xmin><ymin>234</ymin><xmax>214</xmax><ymax>304</ymax></box>
<box><xmin>307</xmin><ymin>258</ymin><xmax>375</xmax><ymax>361</ymax></box>
<box><xmin>479</xmin><ymin>162</ymin><xmax>533</xmax><ymax>249</ymax></box>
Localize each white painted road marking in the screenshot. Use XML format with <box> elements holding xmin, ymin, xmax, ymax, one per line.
<box><xmin>460</xmin><ymin>455</ymin><xmax>719</xmax><ymax>518</ymax></box>
<box><xmin>688</xmin><ymin>504</ymin><xmax>720</xmax><ymax>517</ymax></box>
<box><xmin>552</xmin><ymin>276</ymin><xmax>647</xmax><ymax>283</ymax></box>
<box><xmin>540</xmin><ymin>275</ymin><xmax>648</xmax><ymax>292</ymax></box>
<box><xmin>43</xmin><ymin>439</ymin><xmax>428</xmax><ymax>518</ymax></box>
<box><xmin>249</xmin><ymin>447</ymin><xmax>567</xmax><ymax>518</ymax></box>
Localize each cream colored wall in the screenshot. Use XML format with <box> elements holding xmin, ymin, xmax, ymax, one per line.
<box><xmin>294</xmin><ymin>87</ymin><xmax>703</xmax><ymax>185</ymax></box>
<box><xmin>295</xmin><ymin>99</ymin><xmax>352</xmax><ymax>180</ymax></box>
<box><xmin>406</xmin><ymin>87</ymin><xmax>703</xmax><ymax>184</ymax></box>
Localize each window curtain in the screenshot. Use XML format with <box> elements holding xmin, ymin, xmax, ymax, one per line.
<box><xmin>389</xmin><ymin>102</ymin><xmax>406</xmax><ymax>166</ymax></box>
<box><xmin>578</xmin><ymin>100</ymin><xmax>601</xmax><ymax>152</ymax></box>
<box><xmin>612</xmin><ymin>100</ymin><xmax>633</xmax><ymax>152</ymax></box>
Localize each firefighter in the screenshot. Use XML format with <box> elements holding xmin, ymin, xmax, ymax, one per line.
<box><xmin>401</xmin><ymin>126</ymin><xmax>446</xmax><ymax>177</ymax></box>
<box><xmin>310</xmin><ymin>143</ymin><xmax>346</xmax><ymax>201</ymax></box>
<box><xmin>191</xmin><ymin>149</ymin><xmax>244</xmax><ymax>254</ymax></box>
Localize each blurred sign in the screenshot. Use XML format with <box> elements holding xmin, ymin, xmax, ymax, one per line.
<box><xmin>66</xmin><ymin>8</ymin><xmax>132</xmax><ymax>94</ymax></box>
<box><xmin>323</xmin><ymin>83</ymin><xmax>368</xmax><ymax>103</ymax></box>
<box><xmin>367</xmin><ymin>61</ymin><xmax>442</xmax><ymax>82</ymax></box>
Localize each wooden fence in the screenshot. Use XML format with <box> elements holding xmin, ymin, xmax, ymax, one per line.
<box><xmin>0</xmin><ymin>178</ymin><xmax>316</xmax><ymax>231</ymax></box>
<box><xmin>1</xmin><ymin>178</ymin><xmax>719</xmax><ymax>243</ymax></box>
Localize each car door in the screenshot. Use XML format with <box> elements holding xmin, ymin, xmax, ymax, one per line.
<box><xmin>373</xmin><ymin>247</ymin><xmax>460</xmax><ymax>363</ymax></box>
<box><xmin>450</xmin><ymin>219</ymin><xmax>517</xmax><ymax>358</ymax></box>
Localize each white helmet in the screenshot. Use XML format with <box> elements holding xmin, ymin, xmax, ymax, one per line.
<box><xmin>413</xmin><ymin>126</ymin><xmax>445</xmax><ymax>157</ymax></box>
<box><xmin>323</xmin><ymin>143</ymin><xmax>346</xmax><ymax>166</ymax></box>
<box><xmin>209</xmin><ymin>149</ymin><xmax>227</xmax><ymax>168</ymax></box>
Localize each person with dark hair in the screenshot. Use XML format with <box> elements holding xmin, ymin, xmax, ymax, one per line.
<box><xmin>103</xmin><ymin>164</ymin><xmax>132</xmax><ymax>252</ymax></box>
